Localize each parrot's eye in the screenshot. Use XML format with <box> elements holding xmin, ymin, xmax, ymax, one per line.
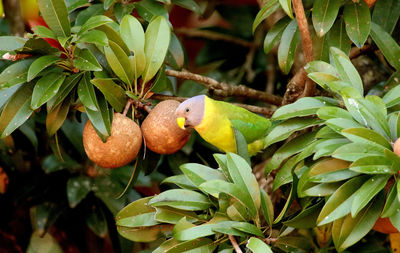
<box><xmin>185</xmin><ymin>108</ymin><xmax>190</xmax><ymax>112</ymax></box>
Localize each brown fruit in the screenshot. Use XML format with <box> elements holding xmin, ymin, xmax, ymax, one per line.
<box><xmin>83</xmin><ymin>113</ymin><xmax>142</xmax><ymax>168</ymax></box>
<box><xmin>141</xmin><ymin>100</ymin><xmax>191</xmax><ymax>154</ymax></box>
<box><xmin>394</xmin><ymin>138</ymin><xmax>400</xmax><ymax>156</ymax></box>
<box><xmin>372</xmin><ymin>217</ymin><xmax>399</xmax><ymax>234</ymax></box>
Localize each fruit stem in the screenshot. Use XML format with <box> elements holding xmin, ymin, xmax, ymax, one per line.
<box><xmin>123</xmin><ymin>99</ymin><xmax>134</xmax><ymax>116</ymax></box>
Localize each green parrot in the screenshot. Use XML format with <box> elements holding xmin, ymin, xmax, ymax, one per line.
<box><xmin>175</xmin><ymin>95</ymin><xmax>271</xmax><ymax>156</ymax></box>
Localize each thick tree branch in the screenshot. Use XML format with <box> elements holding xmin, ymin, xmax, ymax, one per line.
<box><xmin>174</xmin><ymin>28</ymin><xmax>255</xmax><ymax>48</ymax></box>
<box><xmin>165</xmin><ymin>69</ymin><xmax>282</xmax><ymax>106</ymax></box>
<box><xmin>150</xmin><ymin>94</ymin><xmax>275</xmax><ymax>117</ymax></box>
<box><xmin>3</xmin><ymin>0</ymin><xmax>24</xmax><ymax>36</ymax></box>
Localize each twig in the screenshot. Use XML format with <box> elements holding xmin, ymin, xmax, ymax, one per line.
<box><xmin>229</xmin><ymin>235</ymin><xmax>243</xmax><ymax>253</ymax></box>
<box><xmin>165</xmin><ymin>69</ymin><xmax>282</xmax><ymax>106</ymax></box>
<box><xmin>123</xmin><ymin>99</ymin><xmax>134</xmax><ymax>116</ymax></box>
<box><xmin>174</xmin><ymin>28</ymin><xmax>255</xmax><ymax>48</ymax></box>
<box><xmin>150</xmin><ymin>94</ymin><xmax>275</xmax><ymax>116</ymax></box>
<box><xmin>349</xmin><ymin>45</ymin><xmax>372</xmax><ymax>59</ymax></box>
<box><xmin>292</xmin><ymin>0</ymin><xmax>314</xmax><ymax>63</ymax></box>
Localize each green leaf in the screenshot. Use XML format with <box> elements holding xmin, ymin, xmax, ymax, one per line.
<box><xmin>78</xmin><ymin>15</ymin><xmax>113</xmax><ymax>35</ymax></box>
<box><xmin>279</xmin><ymin>0</ymin><xmax>293</xmax><ymax>18</ymax></box>
<box><xmin>325</xmin><ymin>118</ymin><xmax>363</xmax><ymax>133</ymax></box>
<box><xmin>78</xmin><ymin>72</ymin><xmax>99</xmax><ymax>111</ymax></box>
<box><xmin>341</xmin><ymin>128</ymin><xmax>391</xmax><ymax>149</ymax></box>
<box><xmin>330</xmin><ymin>47</ymin><xmax>363</xmax><ymax>95</ymax></box>
<box><xmin>333</xmin><ymin>192</ymin><xmax>383</xmax><ymax>251</ymax></box>
<box><xmin>247</xmin><ymin>237</ymin><xmax>273</xmax><ymax>253</ymax></box>
<box><xmin>27</xmin><ymin>55</ymin><xmax>59</xmax><ymax>81</ymax></box>
<box><xmin>66</xmin><ymin>176</ymin><xmax>91</xmax><ymax>208</ymax></box>
<box><xmin>166</xmin><ymin>33</ymin><xmax>185</xmax><ymax>70</ymax></box>
<box><xmin>85</xmin><ymin>96</ymin><xmax>112</xmax><ymax>140</ymax></box>
<box><xmin>233</xmin><ymin>128</ymin><xmax>250</xmax><ymax>163</ymax></box>
<box><xmin>180</xmin><ymin>163</ymin><xmax>226</xmax><ymax>188</ymax></box>
<box><xmin>120</xmin><ymin>15</ymin><xmax>146</xmax><ymax>78</ymax></box>
<box><xmin>30</xmin><ymin>203</ymin><xmax>61</xmax><ymax>236</ymax></box>
<box><xmin>154</xmin><ymin>238</ymin><xmax>214</xmax><ymax>253</ymax></box>
<box><xmin>232</xmin><ymin>222</ymin><xmax>264</xmax><ymax>237</ymax></box>
<box><xmin>0</xmin><ymin>83</ymin><xmax>34</xmax><ymax>138</ymax></box>
<box><xmin>343</xmin><ymin>1</ymin><xmax>371</xmax><ymax>47</ymax></box>
<box><xmin>26</xmin><ymin>231</ymin><xmax>63</xmax><ymax>253</ymax></box>
<box><xmin>142</xmin><ymin>16</ymin><xmax>171</xmax><ymax>84</ymax></box>
<box><xmin>273</xmin><ymin>155</ymin><xmax>302</xmax><ymax>190</ymax></box>
<box><xmin>313</xmin><ymin>138</ymin><xmax>350</xmax><ymax>159</ymax></box>
<box><xmin>278</xmin><ymin>19</ymin><xmax>300</xmax><ymax>74</ymax></box>
<box><xmin>103</xmin><ymin>0</ymin><xmax>114</xmax><ymax>10</ymax></box>
<box><xmin>266</xmin><ymin>131</ymin><xmax>316</xmax><ymax>173</ymax></box>
<box><xmin>96</xmin><ymin>24</ymin><xmax>130</xmax><ymax>55</ymax></box>
<box><xmin>263</xmin><ymin>16</ymin><xmax>290</xmax><ymax>54</ymax></box>
<box><xmin>388</xmin><ymin>112</ymin><xmax>400</xmax><ymax>141</ymax></box>
<box><xmin>307</xmin><ymin>72</ymin><xmax>339</xmax><ymax>89</ymax></box>
<box><xmin>31</xmin><ymin>73</ymin><xmax>65</xmax><ymax>110</ymax></box>
<box><xmin>350</xmin><ymin>155</ymin><xmax>394</xmax><ymax>174</ymax></box>
<box><xmin>172</xmin><ymin>0</ymin><xmax>202</xmax><ymax>15</ymax></box>
<box><xmin>382</xmin><ymin>182</ymin><xmax>400</xmax><ymax>218</ymax></box>
<box><xmin>227</xmin><ymin>153</ymin><xmax>260</xmax><ymax>217</ymax></box>
<box><xmin>283</xmin><ymin>201</ymin><xmax>324</xmax><ymax>228</ymax></box>
<box><xmin>312</xmin><ymin>0</ymin><xmax>341</xmax><ymax>37</ymax></box>
<box><xmin>104</xmin><ymin>41</ymin><xmax>134</xmax><ymax>85</ymax></box>
<box><xmin>317</xmin><ymin>175</ymin><xmax>367</xmax><ymax>225</ymax></box>
<box><xmin>272</xmin><ymin>97</ymin><xmax>327</xmax><ymax>120</ymax></box>
<box><xmin>33</xmin><ymin>26</ymin><xmax>57</xmax><ymax>39</ymax></box>
<box><xmin>328</xmin><ymin>18</ymin><xmax>352</xmax><ymax>55</ymax></box>
<box><xmin>154</xmin><ymin>207</ymin><xmax>198</xmax><ymax>224</ymax></box>
<box><xmin>37</xmin><ymin>0</ymin><xmax>71</xmax><ymax>37</ymax></box>
<box><xmin>0</xmin><ymin>36</ymin><xmax>27</xmax><ymax>51</ymax></box>
<box><xmin>274</xmin><ymin>174</ymin><xmax>298</xmax><ymax>223</ymax></box>
<box><xmin>149</xmin><ymin>189</ymin><xmax>212</xmax><ymax>211</ymax></box>
<box><xmin>351</xmin><ymin>175</ymin><xmax>389</xmax><ymax>216</ymax></box>
<box><xmin>317</xmin><ymin>106</ymin><xmax>352</xmax><ymax>120</ymax></box>
<box><xmin>372</xmin><ymin>0</ymin><xmax>400</xmax><ymax>34</ymax></box>
<box><xmin>46</xmin><ymin>98</ymin><xmax>70</xmax><ymax>136</ymax></box>
<box><xmin>77</xmin><ymin>30</ymin><xmax>108</xmax><ymax>46</ymax></box>
<box><xmin>304</xmin><ymin>60</ymin><xmax>338</xmax><ymax>76</ymax></box>
<box><xmin>50</xmin><ymin>73</ymin><xmax>82</xmax><ymax>110</ymax></box>
<box><xmin>264</xmin><ymin>118</ymin><xmax>323</xmax><ymax>147</ymax></box>
<box><xmin>135</xmin><ymin>0</ymin><xmax>168</xmax><ymax>22</ymax></box>
<box><xmin>0</xmin><ymin>59</ymin><xmax>35</xmax><ymax>89</ymax></box>
<box><xmin>260</xmin><ymin>189</ymin><xmax>274</xmax><ymax>227</ymax></box>
<box><xmin>253</xmin><ymin>0</ymin><xmax>280</xmax><ymax>33</ymax></box>
<box><xmin>162</xmin><ymin>175</ymin><xmax>197</xmax><ymax>190</ymax></box>
<box><xmin>370</xmin><ymin>22</ymin><xmax>400</xmax><ymax>70</ymax></box>
<box><xmin>91</xmin><ymin>78</ymin><xmax>126</xmax><ymax>113</ymax></box>
<box><xmin>383</xmin><ymin>85</ymin><xmax>400</xmax><ymax>108</ymax></box>
<box><xmin>116</xmin><ymin>212</ymin><xmax>159</xmax><ymax>227</ymax></box>
<box><xmin>86</xmin><ymin>204</ymin><xmax>107</xmax><ymax>238</ymax></box>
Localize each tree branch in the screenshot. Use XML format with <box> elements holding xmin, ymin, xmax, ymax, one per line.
<box><xmin>174</xmin><ymin>28</ymin><xmax>255</xmax><ymax>48</ymax></box>
<box><xmin>229</xmin><ymin>235</ymin><xmax>243</xmax><ymax>253</ymax></box>
<box><xmin>165</xmin><ymin>69</ymin><xmax>282</xmax><ymax>106</ymax></box>
<box><xmin>150</xmin><ymin>94</ymin><xmax>275</xmax><ymax>117</ymax></box>
<box><xmin>292</xmin><ymin>0</ymin><xmax>314</xmax><ymax>63</ymax></box>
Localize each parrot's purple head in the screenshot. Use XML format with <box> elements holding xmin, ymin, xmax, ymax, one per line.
<box><xmin>175</xmin><ymin>95</ymin><xmax>205</xmax><ymax>130</ymax></box>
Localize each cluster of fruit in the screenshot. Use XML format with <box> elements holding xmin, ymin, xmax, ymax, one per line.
<box><xmin>82</xmin><ymin>100</ymin><xmax>190</xmax><ymax>169</ymax></box>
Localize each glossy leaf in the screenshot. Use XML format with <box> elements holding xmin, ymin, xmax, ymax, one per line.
<box><xmin>135</xmin><ymin>0</ymin><xmax>168</xmax><ymax>22</ymax></box>
<box><xmin>278</xmin><ymin>0</ymin><xmax>293</xmax><ymax>18</ymax></box>
<box><xmin>264</xmin><ymin>16</ymin><xmax>290</xmax><ymax>54</ymax></box>
<box><xmin>86</xmin><ymin>204</ymin><xmax>107</xmax><ymax>238</ymax></box>
<box><xmin>78</xmin><ymin>15</ymin><xmax>113</xmax><ymax>35</ymax></box>
<box><xmin>0</xmin><ymin>83</ymin><xmax>34</xmax><ymax>138</ymax></box>
<box><xmin>66</xmin><ymin>176</ymin><xmax>91</xmax><ymax>208</ymax></box>
<box><xmin>274</xmin><ymin>174</ymin><xmax>297</xmax><ymax>223</ymax></box>
<box><xmin>116</xmin><ymin>212</ymin><xmax>159</xmax><ymax>227</ymax></box>
<box><xmin>172</xmin><ymin>0</ymin><xmax>202</xmax><ymax>15</ymax></box>
<box><xmin>91</xmin><ymin>78</ymin><xmax>126</xmax><ymax>113</ymax></box>
<box><xmin>343</xmin><ymin>1</ymin><xmax>371</xmax><ymax>47</ymax></box>
<box><xmin>104</xmin><ymin>41</ymin><xmax>134</xmax><ymax>85</ymax></box>
<box><xmin>78</xmin><ymin>72</ymin><xmax>99</xmax><ymax>111</ymax></box>
<box><xmin>0</xmin><ymin>36</ymin><xmax>27</xmax><ymax>51</ymax></box>
<box><xmin>166</xmin><ymin>33</ymin><xmax>185</xmax><ymax>70</ymax></box>
<box><xmin>46</xmin><ymin>97</ymin><xmax>70</xmax><ymax>136</ymax></box>
<box><xmin>370</xmin><ymin>22</ymin><xmax>400</xmax><ymax>70</ymax></box>
<box><xmin>304</xmin><ymin>60</ymin><xmax>337</xmax><ymax>76</ymax></box>
<box><xmin>33</xmin><ymin>26</ymin><xmax>56</xmax><ymax>39</ymax></box>
<box><xmin>328</xmin><ymin>18</ymin><xmax>352</xmax><ymax>55</ymax></box>
<box><xmin>317</xmin><ymin>175</ymin><xmax>367</xmax><ymax>225</ymax></box>
<box><xmin>313</xmin><ymin>138</ymin><xmax>350</xmax><ymax>159</ymax></box>
<box><xmin>120</xmin><ymin>15</ymin><xmax>146</xmax><ymax>78</ymax></box>
<box><xmin>278</xmin><ymin>19</ymin><xmax>300</xmax><ymax>74</ymax></box>
<box><xmin>350</xmin><ymin>155</ymin><xmax>395</xmax><ymax>174</ymax></box>
<box><xmin>96</xmin><ymin>24</ymin><xmax>130</xmax><ymax>54</ymax></box>
<box><xmin>180</xmin><ymin>163</ymin><xmax>226</xmax><ymax>187</ymax></box>
<box><xmin>37</xmin><ymin>0</ymin><xmax>70</xmax><ymax>37</ymax></box>
<box><xmin>26</xmin><ymin>231</ymin><xmax>63</xmax><ymax>253</ymax></box>
<box><xmin>77</xmin><ymin>30</ymin><xmax>108</xmax><ymax>46</ymax></box>
<box><xmin>372</xmin><ymin>0</ymin><xmax>400</xmax><ymax>34</ymax></box>
<box><xmin>247</xmin><ymin>237</ymin><xmax>273</xmax><ymax>253</ymax></box>
<box><xmin>85</xmin><ymin>95</ymin><xmax>111</xmax><ymax>140</ymax></box>
<box><xmin>312</xmin><ymin>0</ymin><xmax>341</xmax><ymax>37</ymax></box>
<box><xmin>260</xmin><ymin>189</ymin><xmax>274</xmax><ymax>227</ymax></box>
<box><xmin>272</xmin><ymin>97</ymin><xmax>327</xmax><ymax>120</ymax></box>
<box><xmin>383</xmin><ymin>85</ymin><xmax>400</xmax><ymax>108</ymax></box>
<box><xmin>154</xmin><ymin>207</ymin><xmax>198</xmax><ymax>224</ymax></box>
<box><xmin>0</xmin><ymin>59</ymin><xmax>35</xmax><ymax>89</ymax></box>
<box><xmin>264</xmin><ymin>118</ymin><xmax>323</xmax><ymax>147</ymax></box>
<box><xmin>382</xmin><ymin>182</ymin><xmax>400</xmax><ymax>218</ymax></box>
<box><xmin>162</xmin><ymin>175</ymin><xmax>197</xmax><ymax>190</ymax></box>
<box><xmin>149</xmin><ymin>189</ymin><xmax>211</xmax><ymax>211</ymax></box>
<box><xmin>307</xmin><ymin>72</ymin><xmax>339</xmax><ymax>89</ymax></box>
<box><xmin>154</xmin><ymin>238</ymin><xmax>214</xmax><ymax>253</ymax></box>
<box><xmin>50</xmin><ymin>73</ymin><xmax>82</xmax><ymax>110</ymax></box>
<box><xmin>31</xmin><ymin>73</ymin><xmax>65</xmax><ymax>109</ymax></box>
<box><xmin>142</xmin><ymin>16</ymin><xmax>171</xmax><ymax>84</ymax></box>
<box><xmin>317</xmin><ymin>106</ymin><xmax>352</xmax><ymax>120</ymax></box>
<box><xmin>253</xmin><ymin>0</ymin><xmax>280</xmax><ymax>32</ymax></box>
<box><xmin>341</xmin><ymin>128</ymin><xmax>391</xmax><ymax>149</ymax></box>
<box><xmin>233</xmin><ymin>128</ymin><xmax>250</xmax><ymax>164</ymax></box>
<box><xmin>27</xmin><ymin>55</ymin><xmax>59</xmax><ymax>81</ymax></box>
<box><xmin>283</xmin><ymin>201</ymin><xmax>324</xmax><ymax>229</ymax></box>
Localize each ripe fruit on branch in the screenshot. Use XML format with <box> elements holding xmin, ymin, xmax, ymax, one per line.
<box><xmin>83</xmin><ymin>113</ymin><xmax>142</xmax><ymax>168</ymax></box>
<box><xmin>141</xmin><ymin>100</ymin><xmax>191</xmax><ymax>154</ymax></box>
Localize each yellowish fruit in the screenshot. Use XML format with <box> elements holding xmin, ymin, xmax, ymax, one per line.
<box><xmin>83</xmin><ymin>113</ymin><xmax>142</xmax><ymax>168</ymax></box>
<box><xmin>141</xmin><ymin>100</ymin><xmax>191</xmax><ymax>154</ymax></box>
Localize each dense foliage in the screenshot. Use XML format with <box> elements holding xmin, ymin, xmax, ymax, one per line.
<box><xmin>1</xmin><ymin>0</ymin><xmax>400</xmax><ymax>252</ymax></box>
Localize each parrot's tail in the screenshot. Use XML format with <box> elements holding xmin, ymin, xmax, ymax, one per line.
<box><xmin>247</xmin><ymin>139</ymin><xmax>265</xmax><ymax>156</ymax></box>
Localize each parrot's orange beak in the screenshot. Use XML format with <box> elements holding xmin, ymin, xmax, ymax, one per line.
<box><xmin>177</xmin><ymin>117</ymin><xmax>186</xmax><ymax>130</ymax></box>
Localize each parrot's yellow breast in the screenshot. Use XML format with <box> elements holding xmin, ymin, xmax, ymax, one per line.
<box><xmin>194</xmin><ymin>97</ymin><xmax>236</xmax><ymax>153</ymax></box>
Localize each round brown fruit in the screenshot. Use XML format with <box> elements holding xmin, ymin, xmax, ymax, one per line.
<box><xmin>83</xmin><ymin>113</ymin><xmax>142</xmax><ymax>168</ymax></box>
<box><xmin>393</xmin><ymin>138</ymin><xmax>400</xmax><ymax>156</ymax></box>
<box><xmin>141</xmin><ymin>100</ymin><xmax>191</xmax><ymax>154</ymax></box>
